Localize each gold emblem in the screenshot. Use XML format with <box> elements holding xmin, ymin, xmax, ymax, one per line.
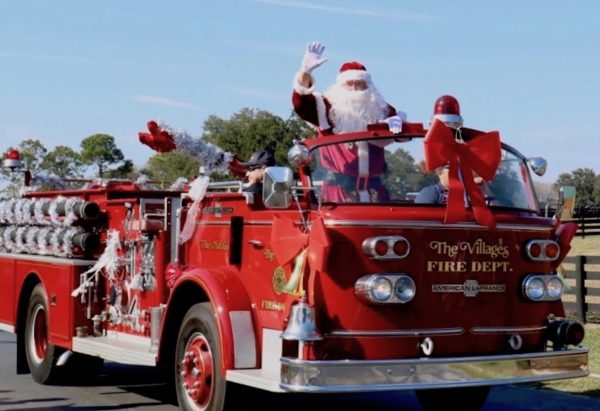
<box><xmin>272</xmin><ymin>267</ymin><xmax>286</xmax><ymax>295</ymax></box>
<box><xmin>264</xmin><ymin>248</ymin><xmax>275</xmax><ymax>262</ymax></box>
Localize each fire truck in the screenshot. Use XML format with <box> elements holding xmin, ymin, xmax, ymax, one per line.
<box><xmin>0</xmin><ymin>98</ymin><xmax>589</xmax><ymax>411</ymax></box>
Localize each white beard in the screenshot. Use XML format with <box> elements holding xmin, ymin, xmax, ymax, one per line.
<box><xmin>324</xmin><ymin>83</ymin><xmax>389</xmax><ymax>133</ymax></box>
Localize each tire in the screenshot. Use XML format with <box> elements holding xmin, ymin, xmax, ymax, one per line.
<box><xmin>415</xmin><ymin>386</ymin><xmax>490</xmax><ymax>411</ymax></box>
<box><xmin>24</xmin><ymin>284</ymin><xmax>64</xmax><ymax>384</ymax></box>
<box><xmin>175</xmin><ymin>302</ymin><xmax>226</xmax><ymax>411</ymax></box>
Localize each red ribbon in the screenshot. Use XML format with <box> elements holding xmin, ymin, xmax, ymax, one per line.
<box><xmin>424</xmin><ymin>119</ymin><xmax>501</xmax><ymax>228</ymax></box>
<box><xmin>138</xmin><ymin>120</ymin><xmax>176</xmax><ymax>153</ymax></box>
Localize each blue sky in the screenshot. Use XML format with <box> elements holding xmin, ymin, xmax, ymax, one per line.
<box><xmin>1</xmin><ymin>0</ymin><xmax>599</xmax><ymax>183</ymax></box>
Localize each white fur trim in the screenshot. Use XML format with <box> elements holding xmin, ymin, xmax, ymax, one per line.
<box><xmin>313</xmin><ymin>92</ymin><xmax>331</xmax><ymax>130</ymax></box>
<box><xmin>336</xmin><ymin>69</ymin><xmax>371</xmax><ymax>85</ymax></box>
<box><xmin>357</xmin><ymin>141</ymin><xmax>369</xmax><ymax>176</ymax></box>
<box><xmin>293</xmin><ymin>71</ymin><xmax>315</xmax><ymax>95</ymax></box>
<box><xmin>357</xmin><ymin>140</ymin><xmax>371</xmax><ymax>202</ymax></box>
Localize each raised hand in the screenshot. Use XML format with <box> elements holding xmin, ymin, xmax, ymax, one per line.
<box><xmin>300</xmin><ymin>41</ymin><xmax>328</xmax><ymax>74</ymax></box>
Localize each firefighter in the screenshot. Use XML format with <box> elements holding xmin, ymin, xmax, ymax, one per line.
<box><xmin>415</xmin><ymin>163</ymin><xmax>450</xmax><ymax>204</ymax></box>
<box><xmin>239</xmin><ymin>150</ymin><xmax>275</xmax><ymax>193</ymax></box>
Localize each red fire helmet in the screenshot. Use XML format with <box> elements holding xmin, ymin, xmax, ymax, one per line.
<box><xmin>431</xmin><ymin>95</ymin><xmax>463</xmax><ymax>129</ymax></box>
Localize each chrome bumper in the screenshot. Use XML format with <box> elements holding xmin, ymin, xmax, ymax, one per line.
<box><xmin>280</xmin><ymin>348</ymin><xmax>589</xmax><ymax>393</ymax></box>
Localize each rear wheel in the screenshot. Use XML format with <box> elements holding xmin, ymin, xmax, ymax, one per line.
<box><xmin>175</xmin><ymin>302</ymin><xmax>226</xmax><ymax>411</ymax></box>
<box><xmin>24</xmin><ymin>284</ymin><xmax>64</xmax><ymax>384</ymax></box>
<box><xmin>415</xmin><ymin>386</ymin><xmax>490</xmax><ymax>411</ymax></box>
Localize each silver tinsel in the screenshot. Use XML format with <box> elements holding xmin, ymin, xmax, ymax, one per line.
<box><xmin>158</xmin><ymin>121</ymin><xmax>234</xmax><ymax>175</ymax></box>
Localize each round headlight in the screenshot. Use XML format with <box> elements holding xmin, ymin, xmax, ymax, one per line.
<box><xmin>546</xmin><ymin>276</ymin><xmax>564</xmax><ymax>300</ymax></box>
<box><xmin>394</xmin><ymin>276</ymin><xmax>416</xmax><ymax>303</ymax></box>
<box><xmin>524</xmin><ymin>276</ymin><xmax>546</xmax><ymax>300</ymax></box>
<box><xmin>371</xmin><ymin>277</ymin><xmax>393</xmax><ymax>302</ymax></box>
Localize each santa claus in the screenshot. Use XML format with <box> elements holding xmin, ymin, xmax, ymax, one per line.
<box><xmin>292</xmin><ymin>42</ymin><xmax>406</xmax><ymax>202</ymax></box>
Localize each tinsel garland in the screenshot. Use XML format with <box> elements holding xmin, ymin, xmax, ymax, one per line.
<box><xmin>34</xmin><ymin>198</ymin><xmax>50</xmax><ymax>225</ymax></box>
<box><xmin>157</xmin><ymin>121</ymin><xmax>234</xmax><ymax>176</ymax></box>
<box><xmin>179</xmin><ymin>176</ymin><xmax>210</xmax><ymax>244</ymax></box>
<box><xmin>0</xmin><ymin>224</ymin><xmax>86</xmax><ymax>257</ymax></box>
<box><xmin>0</xmin><ymin>197</ymin><xmax>84</xmax><ymax>227</ymax></box>
<box><xmin>169</xmin><ymin>177</ymin><xmax>188</xmax><ymax>191</ymax></box>
<box><xmin>37</xmin><ymin>226</ymin><xmax>53</xmax><ymax>255</ymax></box>
<box><xmin>27</xmin><ymin>171</ymin><xmax>66</xmax><ymax>191</ymax></box>
<box><xmin>72</xmin><ymin>230</ymin><xmax>122</xmax><ymax>297</ymax></box>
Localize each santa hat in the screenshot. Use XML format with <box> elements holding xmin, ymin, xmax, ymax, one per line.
<box><xmin>336</xmin><ymin>61</ymin><xmax>372</xmax><ymax>85</ymax></box>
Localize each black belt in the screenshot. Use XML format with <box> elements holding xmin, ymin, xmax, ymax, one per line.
<box><xmin>325</xmin><ymin>171</ymin><xmax>382</xmax><ymax>192</ymax></box>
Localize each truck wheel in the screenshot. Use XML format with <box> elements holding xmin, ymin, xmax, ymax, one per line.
<box><xmin>175</xmin><ymin>302</ymin><xmax>226</xmax><ymax>411</ymax></box>
<box><xmin>415</xmin><ymin>386</ymin><xmax>490</xmax><ymax>411</ymax></box>
<box><xmin>24</xmin><ymin>284</ymin><xmax>64</xmax><ymax>384</ymax></box>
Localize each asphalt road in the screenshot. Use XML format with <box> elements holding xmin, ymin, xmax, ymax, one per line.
<box><xmin>1</xmin><ymin>330</ymin><xmax>598</xmax><ymax>411</ymax></box>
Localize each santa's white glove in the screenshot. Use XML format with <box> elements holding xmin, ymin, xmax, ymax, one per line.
<box><xmin>385</xmin><ymin>111</ymin><xmax>407</xmax><ymax>133</ymax></box>
<box><xmin>300</xmin><ymin>42</ymin><xmax>327</xmax><ymax>74</ymax></box>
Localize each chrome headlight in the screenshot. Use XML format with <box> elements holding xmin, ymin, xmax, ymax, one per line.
<box><xmin>371</xmin><ymin>277</ymin><xmax>393</xmax><ymax>302</ymax></box>
<box><xmin>523</xmin><ymin>274</ymin><xmax>563</xmax><ymax>301</ymax></box>
<box><xmin>355</xmin><ymin>274</ymin><xmax>416</xmax><ymax>304</ymax></box>
<box><xmin>546</xmin><ymin>276</ymin><xmax>564</xmax><ymax>300</ymax></box>
<box><xmin>394</xmin><ymin>276</ymin><xmax>416</xmax><ymax>303</ymax></box>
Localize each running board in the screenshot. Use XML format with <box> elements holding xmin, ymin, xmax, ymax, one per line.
<box><xmin>72</xmin><ymin>332</ymin><xmax>156</xmax><ymax>366</ymax></box>
<box><xmin>226</xmin><ymin>368</ymin><xmax>283</xmax><ymax>392</ymax></box>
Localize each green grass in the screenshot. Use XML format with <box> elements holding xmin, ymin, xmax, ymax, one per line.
<box><xmin>540</xmin><ymin>325</ymin><xmax>600</xmax><ymax>397</ymax></box>
<box><xmin>568</xmin><ymin>235</ymin><xmax>600</xmax><ymax>257</ymax></box>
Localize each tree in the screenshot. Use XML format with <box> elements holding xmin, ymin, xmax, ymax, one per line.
<box><xmin>202</xmin><ymin>108</ymin><xmax>315</xmax><ymax>166</ymax></box>
<box><xmin>555</xmin><ymin>168</ymin><xmax>599</xmax><ymax>208</ymax></box>
<box><xmin>533</xmin><ymin>181</ymin><xmax>556</xmax><ymax>208</ymax></box>
<box><xmin>40</xmin><ymin>145</ymin><xmax>83</xmax><ymax>179</ymax></box>
<box><xmin>104</xmin><ymin>159</ymin><xmax>135</xmax><ymax>179</ymax></box>
<box><xmin>0</xmin><ymin>139</ymin><xmax>48</xmax><ymax>194</ymax></box>
<box><xmin>80</xmin><ymin>134</ymin><xmax>128</xmax><ymax>178</ymax></box>
<box><xmin>384</xmin><ymin>149</ymin><xmax>435</xmax><ymax>200</ymax></box>
<box><xmin>143</xmin><ymin>152</ymin><xmax>201</xmax><ymax>183</ymax></box>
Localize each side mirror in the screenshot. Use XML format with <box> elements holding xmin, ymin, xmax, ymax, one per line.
<box><xmin>527</xmin><ymin>157</ymin><xmax>547</xmax><ymax>176</ymax></box>
<box><xmin>262</xmin><ymin>167</ymin><xmax>293</xmax><ymax>209</ymax></box>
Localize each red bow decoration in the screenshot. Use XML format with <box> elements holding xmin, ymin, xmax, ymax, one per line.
<box><xmin>270</xmin><ymin>216</ymin><xmax>330</xmax><ymax>273</ymax></box>
<box><xmin>138</xmin><ymin>120</ymin><xmax>176</xmax><ymax>153</ymax></box>
<box><xmin>424</xmin><ymin>119</ymin><xmax>501</xmax><ymax>228</ymax></box>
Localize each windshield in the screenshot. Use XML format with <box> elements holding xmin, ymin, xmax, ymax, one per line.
<box><xmin>308</xmin><ymin>136</ymin><xmax>539</xmax><ymax>211</ymax></box>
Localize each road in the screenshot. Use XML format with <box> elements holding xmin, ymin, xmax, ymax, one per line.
<box><xmin>1</xmin><ymin>331</ymin><xmax>598</xmax><ymax>410</ymax></box>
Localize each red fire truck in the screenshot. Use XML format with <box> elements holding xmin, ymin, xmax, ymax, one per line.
<box><xmin>0</xmin><ymin>105</ymin><xmax>589</xmax><ymax>411</ymax></box>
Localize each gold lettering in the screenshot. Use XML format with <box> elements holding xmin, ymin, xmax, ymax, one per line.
<box><xmin>199</xmin><ymin>239</ymin><xmax>230</xmax><ymax>251</ymax></box>
<box><xmin>429</xmin><ymin>239</ymin><xmax>509</xmax><ymax>259</ymax></box>
<box><xmin>261</xmin><ymin>300</ymin><xmax>285</xmax><ymax>312</ymax></box>
<box><xmin>427</xmin><ymin>260</ymin><xmax>468</xmax><ymax>272</ymax></box>
<box><xmin>471</xmin><ymin>261</ymin><xmax>511</xmax><ymax>272</ymax></box>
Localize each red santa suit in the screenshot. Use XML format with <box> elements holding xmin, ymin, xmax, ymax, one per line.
<box><xmin>292</xmin><ymin>61</ymin><xmax>401</xmax><ymax>202</ymax></box>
